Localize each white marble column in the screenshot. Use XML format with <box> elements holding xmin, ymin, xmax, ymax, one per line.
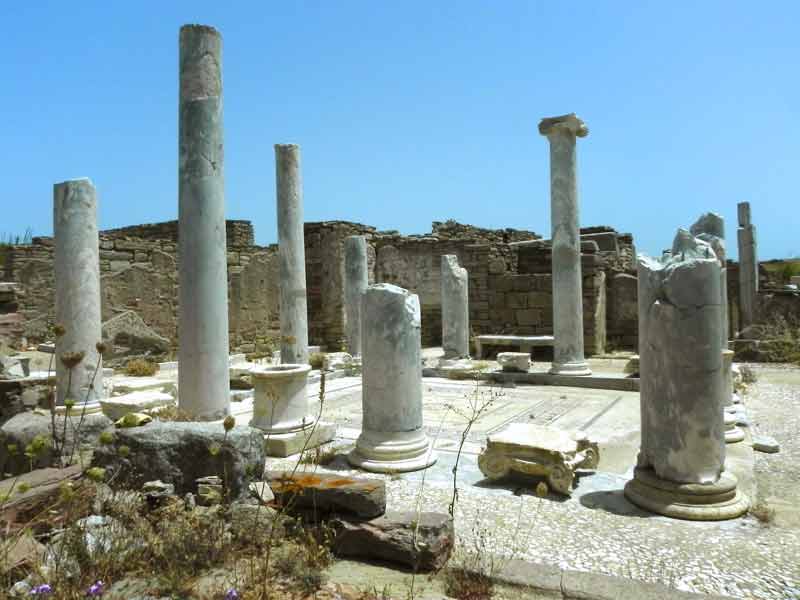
<box><xmin>275</xmin><ymin>144</ymin><xmax>309</xmax><ymax>365</ymax></box>
<box><xmin>178</xmin><ymin>24</ymin><xmax>231</xmax><ymax>420</ymax></box>
<box><xmin>625</xmin><ymin>229</ymin><xmax>748</xmax><ymax>520</ymax></box>
<box><xmin>53</xmin><ymin>178</ymin><xmax>104</xmax><ymax>408</ymax></box>
<box><xmin>737</xmin><ymin>202</ymin><xmax>758</xmax><ymax>331</ymax></box>
<box><xmin>348</xmin><ymin>284</ymin><xmax>436</xmax><ymax>473</ymax></box>
<box><xmin>539</xmin><ymin>114</ymin><xmax>591</xmax><ymax>376</ymax></box>
<box><xmin>690</xmin><ymin>212</ymin><xmax>729</xmax><ymax>348</ymax></box>
<box><xmin>344</xmin><ymin>236</ymin><xmax>368</xmax><ymax>357</ymax></box>
<box><xmin>441</xmin><ymin>255</ymin><xmax>469</xmax><ymax>359</ymax></box>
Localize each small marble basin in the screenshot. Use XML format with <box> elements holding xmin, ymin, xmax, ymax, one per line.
<box><xmin>249</xmin><ymin>364</ymin><xmax>312</xmax><ymax>433</ymax></box>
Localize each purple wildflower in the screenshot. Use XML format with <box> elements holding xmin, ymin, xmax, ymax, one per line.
<box><xmin>87</xmin><ymin>580</ymin><xmax>104</xmax><ymax>596</ymax></box>
<box><xmin>224</xmin><ymin>589</ymin><xmax>240</xmax><ymax>600</ymax></box>
<box><xmin>31</xmin><ymin>583</ymin><xmax>53</xmax><ymax>595</ymax></box>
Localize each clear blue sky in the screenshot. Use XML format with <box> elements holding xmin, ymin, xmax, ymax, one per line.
<box><xmin>3</xmin><ymin>2</ymin><xmax>798</xmax><ymax>259</ymax></box>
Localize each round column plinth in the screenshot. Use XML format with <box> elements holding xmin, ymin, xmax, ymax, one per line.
<box><xmin>624</xmin><ymin>467</ymin><xmax>749</xmax><ymax>521</ymax></box>
<box><xmin>549</xmin><ymin>360</ymin><xmax>592</xmax><ymax>376</ymax></box>
<box><xmin>348</xmin><ymin>429</ymin><xmax>437</xmax><ymax>473</ymax></box>
<box><xmin>249</xmin><ymin>364</ymin><xmax>313</xmax><ymax>434</ymax></box>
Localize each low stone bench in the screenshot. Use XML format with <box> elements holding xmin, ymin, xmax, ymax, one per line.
<box><xmin>474</xmin><ymin>335</ymin><xmax>554</xmax><ymax>359</ymax></box>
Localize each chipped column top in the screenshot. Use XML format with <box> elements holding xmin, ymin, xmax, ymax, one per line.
<box><xmin>538</xmin><ymin>113</ymin><xmax>589</xmax><ymax>137</ymax></box>
<box><xmin>366</xmin><ymin>283</ymin><xmax>421</xmax><ymax>327</ymax></box>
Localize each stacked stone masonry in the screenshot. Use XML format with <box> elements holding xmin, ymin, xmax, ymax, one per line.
<box><xmin>2</xmin><ymin>218</ymin><xmax>643</xmax><ymax>356</ymax></box>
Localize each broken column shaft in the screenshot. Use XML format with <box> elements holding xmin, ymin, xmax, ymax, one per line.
<box><xmin>344</xmin><ymin>236</ymin><xmax>368</xmax><ymax>357</ymax></box>
<box><xmin>441</xmin><ymin>255</ymin><xmax>470</xmax><ymax>359</ymax></box>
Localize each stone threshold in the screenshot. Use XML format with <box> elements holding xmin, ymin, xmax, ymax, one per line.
<box><xmin>482</xmin><ymin>555</ymin><xmax>737</xmax><ymax>599</ymax></box>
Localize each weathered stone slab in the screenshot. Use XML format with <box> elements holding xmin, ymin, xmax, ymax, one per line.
<box><xmin>91</xmin><ymin>421</ymin><xmax>265</xmax><ymax>498</ymax></box>
<box><xmin>265</xmin><ymin>469</ymin><xmax>386</xmax><ymax>519</ymax></box>
<box><xmin>263</xmin><ymin>422</ymin><xmax>337</xmax><ymax>457</ymax></box>
<box><xmin>101</xmin><ymin>310</ymin><xmax>170</xmax><ymax>359</ymax></box>
<box><xmin>753</xmin><ymin>435</ymin><xmax>780</xmax><ymax>454</ymax></box>
<box><xmin>331</xmin><ymin>511</ymin><xmax>453</xmax><ymax>571</ymax></box>
<box><xmin>100</xmin><ymin>390</ymin><xmax>176</xmax><ymax>420</ymax></box>
<box><xmin>497</xmin><ymin>352</ymin><xmax>531</xmax><ymax>373</ymax></box>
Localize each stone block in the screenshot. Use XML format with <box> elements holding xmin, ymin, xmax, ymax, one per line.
<box><xmin>91</xmin><ymin>421</ymin><xmax>266</xmax><ymax>498</ymax></box>
<box><xmin>506</xmin><ymin>293</ymin><xmax>527</xmax><ymax>309</ymax></box>
<box><xmin>331</xmin><ymin>511</ymin><xmax>454</xmax><ymax>572</ymax></box>
<box><xmin>266</xmin><ymin>469</ymin><xmax>386</xmax><ymax>519</ymax></box>
<box><xmin>516</xmin><ymin>309</ymin><xmax>541</xmax><ymax>326</ymax></box>
<box><xmin>497</xmin><ymin>352</ymin><xmax>531</xmax><ymax>372</ymax></box>
<box><xmin>100</xmin><ymin>390</ymin><xmax>176</xmax><ymax>420</ymax></box>
<box><xmin>263</xmin><ymin>422</ymin><xmax>337</xmax><ymax>457</ymax></box>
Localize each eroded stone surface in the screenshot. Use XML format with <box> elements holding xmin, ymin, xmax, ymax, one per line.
<box><xmin>344</xmin><ymin>236</ymin><xmax>368</xmax><ymax>357</ymax></box>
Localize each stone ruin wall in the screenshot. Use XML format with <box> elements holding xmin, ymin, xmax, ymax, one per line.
<box><xmin>0</xmin><ymin>221</ymin><xmax>281</xmax><ymax>355</ymax></box>
<box><xmin>1</xmin><ymin>219</ymin><xmax>643</xmax><ymax>357</ymax></box>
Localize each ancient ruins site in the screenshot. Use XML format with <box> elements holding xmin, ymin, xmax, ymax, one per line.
<box><xmin>1</xmin><ymin>15</ymin><xmax>799</xmax><ymax>600</ymax></box>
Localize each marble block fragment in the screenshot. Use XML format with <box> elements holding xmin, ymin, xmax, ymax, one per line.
<box><xmin>497</xmin><ymin>352</ymin><xmax>531</xmax><ymax>373</ymax></box>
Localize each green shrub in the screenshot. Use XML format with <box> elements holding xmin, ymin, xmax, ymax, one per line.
<box><xmin>308</xmin><ymin>352</ymin><xmax>326</xmax><ymax>370</ymax></box>
<box><xmin>125</xmin><ymin>358</ymin><xmax>158</xmax><ymax>377</ymax></box>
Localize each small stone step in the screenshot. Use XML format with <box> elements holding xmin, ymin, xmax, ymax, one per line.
<box><xmin>100</xmin><ymin>390</ymin><xmax>175</xmax><ymax>420</ymax></box>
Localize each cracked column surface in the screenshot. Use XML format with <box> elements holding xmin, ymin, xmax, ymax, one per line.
<box><xmin>275</xmin><ymin>144</ymin><xmax>309</xmax><ymax>365</ymax></box>
<box><xmin>539</xmin><ymin>113</ymin><xmax>591</xmax><ymax>375</ymax></box>
<box><xmin>53</xmin><ymin>178</ymin><xmax>104</xmax><ymax>407</ymax></box>
<box><xmin>737</xmin><ymin>202</ymin><xmax>758</xmax><ymax>331</ymax></box>
<box><xmin>178</xmin><ymin>24</ymin><xmax>230</xmax><ymax>419</ymax></box>
<box><xmin>625</xmin><ymin>229</ymin><xmax>748</xmax><ymax>520</ymax></box>
<box><xmin>348</xmin><ymin>284</ymin><xmax>436</xmax><ymax>473</ymax></box>
<box><xmin>344</xmin><ymin>235</ymin><xmax>368</xmax><ymax>357</ymax></box>
<box><xmin>441</xmin><ymin>254</ymin><xmax>469</xmax><ymax>359</ymax></box>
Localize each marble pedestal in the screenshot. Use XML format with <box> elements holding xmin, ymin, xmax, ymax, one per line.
<box><xmin>249</xmin><ymin>363</ymin><xmax>335</xmax><ymax>457</ymax></box>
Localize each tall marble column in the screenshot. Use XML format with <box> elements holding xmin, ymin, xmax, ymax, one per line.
<box><xmin>737</xmin><ymin>202</ymin><xmax>758</xmax><ymax>331</ymax></box>
<box><xmin>441</xmin><ymin>255</ymin><xmax>469</xmax><ymax>359</ymax></box>
<box><xmin>348</xmin><ymin>284</ymin><xmax>436</xmax><ymax>473</ymax></box>
<box><xmin>275</xmin><ymin>144</ymin><xmax>309</xmax><ymax>365</ymax></box>
<box><xmin>539</xmin><ymin>114</ymin><xmax>591</xmax><ymax>376</ymax></box>
<box><xmin>690</xmin><ymin>213</ymin><xmax>729</xmax><ymax>348</ymax></box>
<box><xmin>344</xmin><ymin>236</ymin><xmax>368</xmax><ymax>356</ymax></box>
<box><xmin>53</xmin><ymin>178</ymin><xmax>104</xmax><ymax>408</ymax></box>
<box><xmin>624</xmin><ymin>229</ymin><xmax>748</xmax><ymax>520</ymax></box>
<box><xmin>178</xmin><ymin>24</ymin><xmax>230</xmax><ymax>419</ymax></box>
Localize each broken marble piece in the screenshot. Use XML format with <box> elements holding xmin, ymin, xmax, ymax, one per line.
<box><xmin>478</xmin><ymin>422</ymin><xmax>599</xmax><ymax>495</ymax></box>
<box><xmin>752</xmin><ymin>434</ymin><xmax>780</xmax><ymax>454</ymax></box>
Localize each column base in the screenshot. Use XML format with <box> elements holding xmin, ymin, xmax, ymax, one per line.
<box><xmin>262</xmin><ymin>421</ymin><xmax>337</xmax><ymax>458</ymax></box>
<box><xmin>624</xmin><ymin>467</ymin><xmax>749</xmax><ymax>521</ymax></box>
<box><xmin>549</xmin><ymin>360</ymin><xmax>592</xmax><ymax>376</ymax></box>
<box><xmin>348</xmin><ymin>429</ymin><xmax>437</xmax><ymax>473</ymax></box>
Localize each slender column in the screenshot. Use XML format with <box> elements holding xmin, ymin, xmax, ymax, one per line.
<box><xmin>539</xmin><ymin>114</ymin><xmax>591</xmax><ymax>375</ymax></box>
<box><xmin>441</xmin><ymin>255</ymin><xmax>469</xmax><ymax>358</ymax></box>
<box><xmin>737</xmin><ymin>202</ymin><xmax>758</xmax><ymax>331</ymax></box>
<box><xmin>344</xmin><ymin>236</ymin><xmax>368</xmax><ymax>356</ymax></box>
<box><xmin>625</xmin><ymin>229</ymin><xmax>748</xmax><ymax>520</ymax></box>
<box><xmin>178</xmin><ymin>24</ymin><xmax>230</xmax><ymax>419</ymax></box>
<box><xmin>348</xmin><ymin>284</ymin><xmax>436</xmax><ymax>473</ymax></box>
<box><xmin>53</xmin><ymin>178</ymin><xmax>104</xmax><ymax>407</ymax></box>
<box><xmin>275</xmin><ymin>144</ymin><xmax>309</xmax><ymax>364</ymax></box>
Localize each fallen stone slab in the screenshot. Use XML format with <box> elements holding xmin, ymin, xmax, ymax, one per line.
<box><xmin>0</xmin><ymin>466</ymin><xmax>83</xmax><ymax>528</ymax></box>
<box><xmin>753</xmin><ymin>434</ymin><xmax>780</xmax><ymax>454</ymax></box>
<box><xmin>265</xmin><ymin>469</ymin><xmax>385</xmax><ymax>519</ymax></box>
<box><xmin>100</xmin><ymin>390</ymin><xmax>175</xmax><ymax>420</ymax></box>
<box><xmin>91</xmin><ymin>421</ymin><xmax>266</xmax><ymax>499</ymax></box>
<box><xmin>331</xmin><ymin>511</ymin><xmax>453</xmax><ymax>572</ymax></box>
<box><xmin>0</xmin><ymin>412</ymin><xmax>113</xmax><ymax>476</ymax></box>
